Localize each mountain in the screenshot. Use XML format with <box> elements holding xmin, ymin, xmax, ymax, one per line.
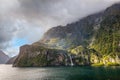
<box><xmin>6</xmin><ymin>56</ymin><xmax>17</xmax><ymax>64</ymax></box>
<box><xmin>0</xmin><ymin>50</ymin><xmax>9</xmax><ymax>64</ymax></box>
<box><xmin>40</xmin><ymin>3</ymin><xmax>120</xmax><ymax>62</ymax></box>
<box><xmin>14</xmin><ymin>3</ymin><xmax>120</xmax><ymax>67</ymax></box>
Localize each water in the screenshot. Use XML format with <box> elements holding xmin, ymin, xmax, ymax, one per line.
<box><xmin>0</xmin><ymin>65</ymin><xmax>120</xmax><ymax>80</ymax></box>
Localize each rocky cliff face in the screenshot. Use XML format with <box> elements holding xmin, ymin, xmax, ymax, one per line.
<box><xmin>0</xmin><ymin>50</ymin><xmax>9</xmax><ymax>64</ymax></box>
<box><xmin>13</xmin><ymin>45</ymin><xmax>72</xmax><ymax>67</ymax></box>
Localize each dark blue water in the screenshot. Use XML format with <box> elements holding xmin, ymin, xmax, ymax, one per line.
<box><xmin>0</xmin><ymin>65</ymin><xmax>120</xmax><ymax>80</ymax></box>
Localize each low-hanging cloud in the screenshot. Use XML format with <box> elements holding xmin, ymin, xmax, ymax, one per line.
<box><xmin>18</xmin><ymin>0</ymin><xmax>120</xmax><ymax>27</ymax></box>
<box><xmin>0</xmin><ymin>0</ymin><xmax>120</xmax><ymax>56</ymax></box>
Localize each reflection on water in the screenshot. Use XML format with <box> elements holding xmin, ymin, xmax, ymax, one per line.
<box><xmin>0</xmin><ymin>65</ymin><xmax>120</xmax><ymax>80</ymax></box>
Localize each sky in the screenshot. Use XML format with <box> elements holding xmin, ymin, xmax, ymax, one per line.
<box><xmin>0</xmin><ymin>0</ymin><xmax>120</xmax><ymax>57</ymax></box>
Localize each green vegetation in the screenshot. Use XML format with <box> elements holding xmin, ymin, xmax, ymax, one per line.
<box><xmin>106</xmin><ymin>62</ymin><xmax>119</xmax><ymax>66</ymax></box>
<box><xmin>68</xmin><ymin>46</ymin><xmax>85</xmax><ymax>54</ymax></box>
<box><xmin>90</xmin><ymin>15</ymin><xmax>120</xmax><ymax>66</ymax></box>
<box><xmin>13</xmin><ymin>45</ymin><xmax>68</xmax><ymax>67</ymax></box>
<box><xmin>43</xmin><ymin>15</ymin><xmax>120</xmax><ymax>67</ymax></box>
<box><xmin>91</xmin><ymin>15</ymin><xmax>120</xmax><ymax>56</ymax></box>
<box><xmin>91</xmin><ymin>63</ymin><xmax>104</xmax><ymax>67</ymax></box>
<box><xmin>91</xmin><ymin>62</ymin><xmax>120</xmax><ymax>67</ymax></box>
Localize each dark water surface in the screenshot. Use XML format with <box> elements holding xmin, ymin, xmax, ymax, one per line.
<box><xmin>0</xmin><ymin>65</ymin><xmax>120</xmax><ymax>80</ymax></box>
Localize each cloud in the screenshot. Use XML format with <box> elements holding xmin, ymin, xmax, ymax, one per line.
<box><xmin>0</xmin><ymin>0</ymin><xmax>120</xmax><ymax>56</ymax></box>
<box><xmin>0</xmin><ymin>18</ymin><xmax>44</xmax><ymax>56</ymax></box>
<box><xmin>18</xmin><ymin>0</ymin><xmax>120</xmax><ymax>27</ymax></box>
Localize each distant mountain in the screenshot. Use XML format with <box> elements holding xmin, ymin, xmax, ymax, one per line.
<box><xmin>6</xmin><ymin>56</ymin><xmax>17</xmax><ymax>64</ymax></box>
<box><xmin>14</xmin><ymin>3</ymin><xmax>120</xmax><ymax>67</ymax></box>
<box><xmin>0</xmin><ymin>50</ymin><xmax>9</xmax><ymax>64</ymax></box>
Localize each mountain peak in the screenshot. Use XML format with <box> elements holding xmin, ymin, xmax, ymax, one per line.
<box><xmin>105</xmin><ymin>2</ymin><xmax>120</xmax><ymax>15</ymax></box>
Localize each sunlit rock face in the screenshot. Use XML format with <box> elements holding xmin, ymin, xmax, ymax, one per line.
<box><xmin>0</xmin><ymin>50</ymin><xmax>9</xmax><ymax>64</ymax></box>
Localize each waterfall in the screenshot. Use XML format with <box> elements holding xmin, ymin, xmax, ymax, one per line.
<box><xmin>63</xmin><ymin>53</ymin><xmax>69</xmax><ymax>66</ymax></box>
<box><xmin>69</xmin><ymin>54</ymin><xmax>74</xmax><ymax>66</ymax></box>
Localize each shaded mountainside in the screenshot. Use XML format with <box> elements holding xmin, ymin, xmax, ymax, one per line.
<box><xmin>14</xmin><ymin>3</ymin><xmax>120</xmax><ymax>67</ymax></box>
<box><xmin>0</xmin><ymin>50</ymin><xmax>9</xmax><ymax>64</ymax></box>
<box><xmin>40</xmin><ymin>12</ymin><xmax>103</xmax><ymax>49</ymax></box>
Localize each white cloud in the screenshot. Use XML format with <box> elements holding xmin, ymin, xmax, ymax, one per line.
<box><xmin>0</xmin><ymin>0</ymin><xmax>19</xmax><ymax>15</ymax></box>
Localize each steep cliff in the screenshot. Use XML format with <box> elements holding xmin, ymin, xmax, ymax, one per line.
<box><xmin>13</xmin><ymin>45</ymin><xmax>70</xmax><ymax>67</ymax></box>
